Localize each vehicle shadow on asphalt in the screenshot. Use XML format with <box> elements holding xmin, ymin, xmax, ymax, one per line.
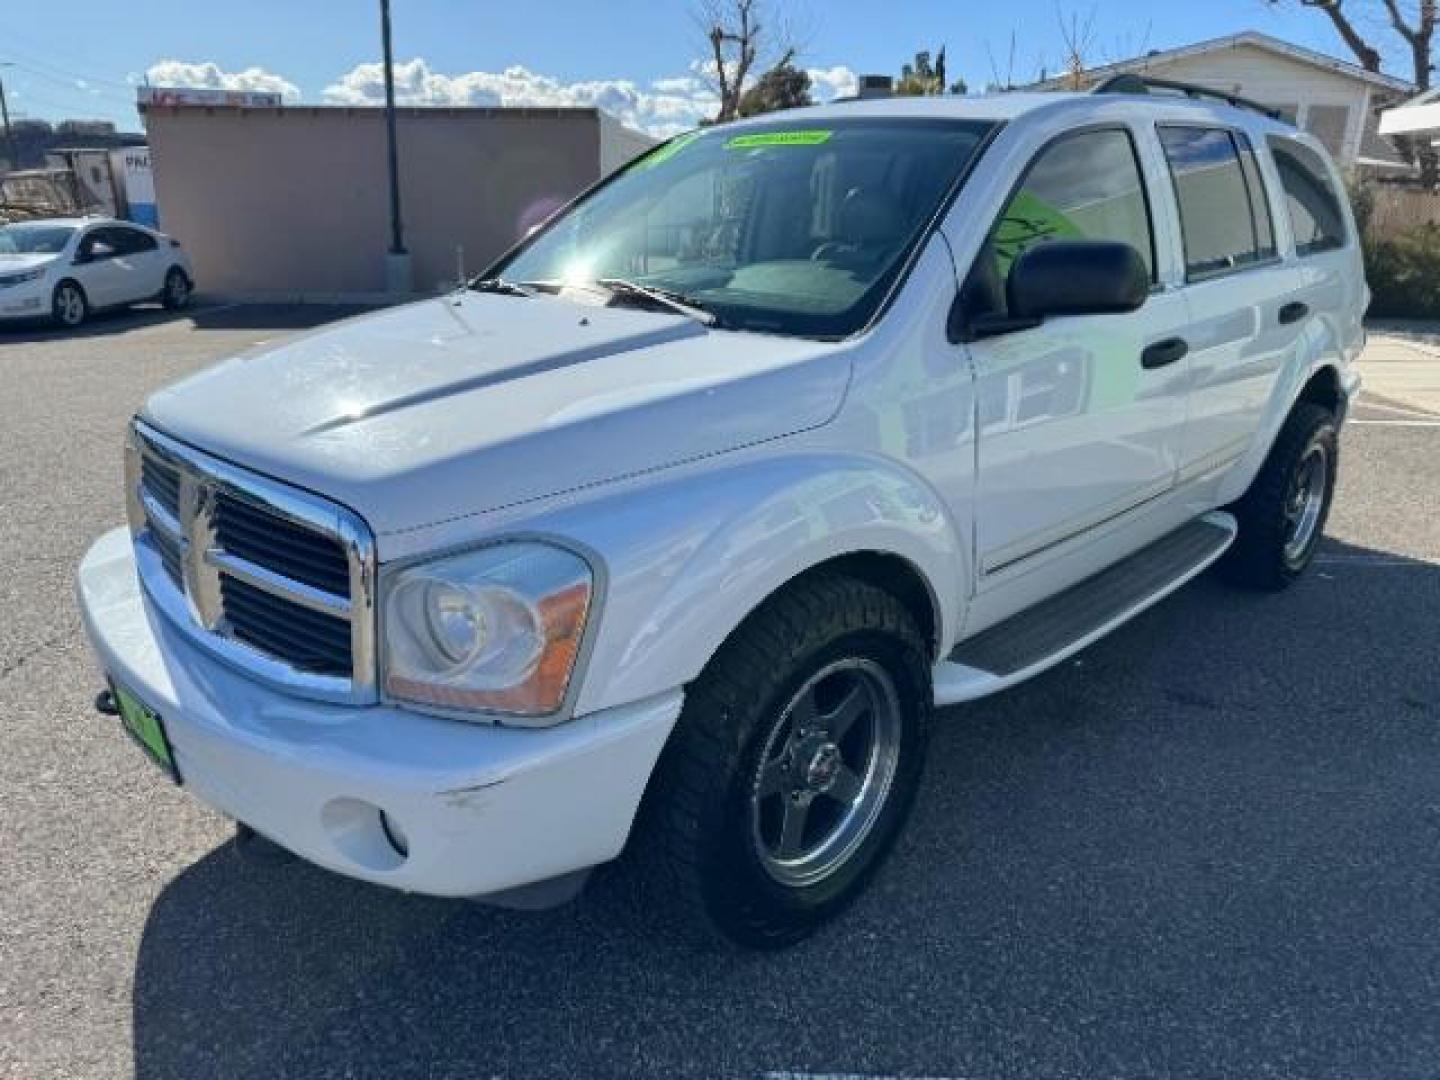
<box><xmin>0</xmin><ymin>301</ymin><xmax>380</xmax><ymax>344</ymax></box>
<box><xmin>129</xmin><ymin>539</ymin><xmax>1440</xmax><ymax>1080</ymax></box>
<box><xmin>0</xmin><ymin>304</ymin><xmax>184</xmax><ymax>342</ymax></box>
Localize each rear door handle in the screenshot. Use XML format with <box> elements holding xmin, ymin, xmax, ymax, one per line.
<box><xmin>1141</xmin><ymin>337</ymin><xmax>1189</xmax><ymax>370</ymax></box>
<box><xmin>1279</xmin><ymin>301</ymin><xmax>1310</xmax><ymax>325</ymax></box>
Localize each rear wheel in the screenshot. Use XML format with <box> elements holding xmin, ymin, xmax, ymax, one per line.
<box><xmin>161</xmin><ymin>267</ymin><xmax>191</xmax><ymax>310</ymax></box>
<box><xmin>1220</xmin><ymin>402</ymin><xmax>1338</xmax><ymax>590</ymax></box>
<box><xmin>640</xmin><ymin>574</ymin><xmax>932</xmax><ymax>949</ymax></box>
<box><xmin>51</xmin><ymin>280</ymin><xmax>87</xmax><ymax>328</ymax></box>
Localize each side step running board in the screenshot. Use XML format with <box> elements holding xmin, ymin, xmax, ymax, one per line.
<box><xmin>933</xmin><ymin>512</ymin><xmax>1237</xmax><ymax>706</ymax></box>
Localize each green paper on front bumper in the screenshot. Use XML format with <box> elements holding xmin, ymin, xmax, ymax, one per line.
<box><xmin>113</xmin><ymin>681</ymin><xmax>179</xmax><ymax>782</ymax></box>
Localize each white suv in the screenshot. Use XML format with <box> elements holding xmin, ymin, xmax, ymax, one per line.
<box><xmin>79</xmin><ymin>85</ymin><xmax>1364</xmax><ymax>948</ymax></box>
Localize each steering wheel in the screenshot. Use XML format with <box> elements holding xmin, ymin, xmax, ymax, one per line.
<box><xmin>810</xmin><ymin>241</ymin><xmax>854</xmax><ymax>262</ymax></box>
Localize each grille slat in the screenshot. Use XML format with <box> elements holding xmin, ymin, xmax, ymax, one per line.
<box><xmin>221</xmin><ymin>574</ymin><xmax>352</xmax><ymax>678</ymax></box>
<box><xmin>211</xmin><ymin>517</ymin><xmax>350</xmax><ymax>591</ymax></box>
<box><xmin>141</xmin><ymin>456</ymin><xmax>181</xmax><ymax>518</ymax></box>
<box><xmin>214</xmin><ymin>494</ymin><xmax>350</xmax><ymax>595</ymax></box>
<box><xmin>150</xmin><ymin>528</ymin><xmax>184</xmax><ymax>586</ymax></box>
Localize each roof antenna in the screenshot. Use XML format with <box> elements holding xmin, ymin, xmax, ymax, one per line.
<box><xmin>452</xmin><ymin>244</ymin><xmax>466</xmax><ymax>304</ymax></box>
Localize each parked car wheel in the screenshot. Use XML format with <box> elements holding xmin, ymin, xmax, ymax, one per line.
<box><xmin>51</xmin><ymin>280</ymin><xmax>88</xmax><ymax>328</ymax></box>
<box><xmin>640</xmin><ymin>574</ymin><xmax>932</xmax><ymax>949</ymax></box>
<box><xmin>1221</xmin><ymin>402</ymin><xmax>1338</xmax><ymax>590</ymax></box>
<box><xmin>161</xmin><ymin>267</ymin><xmax>192</xmax><ymax>311</ymax></box>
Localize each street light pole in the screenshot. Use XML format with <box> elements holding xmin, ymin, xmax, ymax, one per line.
<box><xmin>379</xmin><ymin>0</ymin><xmax>411</xmax><ymax>293</ymax></box>
<box><xmin>0</xmin><ymin>64</ymin><xmax>18</xmax><ymax>174</ymax></box>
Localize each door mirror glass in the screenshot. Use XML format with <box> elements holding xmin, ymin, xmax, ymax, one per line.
<box><xmin>1006</xmin><ymin>239</ymin><xmax>1149</xmax><ymax>321</ymax></box>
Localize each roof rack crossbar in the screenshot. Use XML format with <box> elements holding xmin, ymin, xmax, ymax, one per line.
<box><xmin>1090</xmin><ymin>73</ymin><xmax>1284</xmax><ymax>121</ymax></box>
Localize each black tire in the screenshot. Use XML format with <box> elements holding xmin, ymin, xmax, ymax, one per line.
<box><xmin>1219</xmin><ymin>402</ymin><xmax>1338</xmax><ymax>591</ymax></box>
<box><xmin>638</xmin><ymin>573</ymin><xmax>933</xmax><ymax>949</ymax></box>
<box><xmin>51</xmin><ymin>280</ymin><xmax>88</xmax><ymax>328</ymax></box>
<box><xmin>161</xmin><ymin>267</ymin><xmax>191</xmax><ymax>310</ymax></box>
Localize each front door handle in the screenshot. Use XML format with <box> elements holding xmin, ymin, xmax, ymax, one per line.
<box><xmin>1141</xmin><ymin>337</ymin><xmax>1189</xmax><ymax>370</ymax></box>
<box><xmin>1279</xmin><ymin>301</ymin><xmax>1310</xmax><ymax>325</ymax></box>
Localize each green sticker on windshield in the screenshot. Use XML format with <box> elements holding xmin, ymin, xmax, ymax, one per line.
<box><xmin>725</xmin><ymin>130</ymin><xmax>832</xmax><ymax>150</ymax></box>
<box><xmin>632</xmin><ymin>130</ymin><xmax>703</xmax><ymax>171</ymax></box>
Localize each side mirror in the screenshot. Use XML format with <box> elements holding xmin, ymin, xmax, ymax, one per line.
<box><xmin>1007</xmin><ymin>239</ymin><xmax>1148</xmax><ymax>321</ymax></box>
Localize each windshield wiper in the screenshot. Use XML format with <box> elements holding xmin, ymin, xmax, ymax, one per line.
<box><xmin>596</xmin><ymin>277</ymin><xmax>718</xmax><ymax>327</ymax></box>
<box><xmin>468</xmin><ymin>276</ymin><xmax>535</xmax><ymax>297</ymax></box>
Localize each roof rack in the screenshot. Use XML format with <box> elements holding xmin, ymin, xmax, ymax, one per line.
<box><xmin>1090</xmin><ymin>73</ymin><xmax>1284</xmax><ymax>121</ymax></box>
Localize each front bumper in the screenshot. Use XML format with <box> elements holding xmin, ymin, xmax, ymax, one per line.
<box><xmin>77</xmin><ymin>527</ymin><xmax>681</xmax><ymax>898</ymax></box>
<box><xmin>0</xmin><ymin>285</ymin><xmax>46</xmax><ymax>319</ymax></box>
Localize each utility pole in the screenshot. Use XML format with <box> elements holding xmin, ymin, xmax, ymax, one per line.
<box><xmin>0</xmin><ymin>64</ymin><xmax>18</xmax><ymax>174</ymax></box>
<box><xmin>379</xmin><ymin>0</ymin><xmax>411</xmax><ymax>293</ymax></box>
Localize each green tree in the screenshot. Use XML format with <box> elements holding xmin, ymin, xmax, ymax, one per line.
<box><xmin>738</xmin><ymin>57</ymin><xmax>814</xmax><ymax>116</ymax></box>
<box><xmin>897</xmin><ymin>47</ymin><xmax>966</xmax><ymax>95</ymax></box>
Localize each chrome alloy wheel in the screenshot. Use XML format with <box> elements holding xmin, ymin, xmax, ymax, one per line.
<box><xmin>1283</xmin><ymin>442</ymin><xmax>1328</xmax><ymax>565</ymax></box>
<box><xmin>749</xmin><ymin>657</ymin><xmax>904</xmax><ymax>888</ymax></box>
<box><xmin>55</xmin><ymin>284</ymin><xmax>85</xmax><ymax>326</ymax></box>
<box><xmin>165</xmin><ymin>270</ymin><xmax>190</xmax><ymax>307</ymax></box>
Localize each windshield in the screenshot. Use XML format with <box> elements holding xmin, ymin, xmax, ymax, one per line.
<box><xmin>493</xmin><ymin>118</ymin><xmax>995</xmax><ymax>339</ymax></box>
<box><xmin>0</xmin><ymin>224</ymin><xmax>75</xmax><ymax>255</ymax></box>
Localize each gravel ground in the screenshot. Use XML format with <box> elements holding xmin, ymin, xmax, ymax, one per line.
<box><xmin>1</xmin><ymin>303</ymin><xmax>1438</xmax><ymax>1080</ymax></box>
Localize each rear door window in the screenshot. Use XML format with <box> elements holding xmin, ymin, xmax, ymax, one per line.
<box><xmin>114</xmin><ymin>227</ymin><xmax>158</xmax><ymax>254</ymax></box>
<box><xmin>1159</xmin><ymin>126</ymin><xmax>1277</xmax><ymax>280</ymax></box>
<box><xmin>1267</xmin><ymin>136</ymin><xmax>1348</xmax><ymax>255</ymax></box>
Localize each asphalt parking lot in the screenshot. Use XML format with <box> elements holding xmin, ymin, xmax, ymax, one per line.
<box><xmin>2</xmin><ymin>302</ymin><xmax>1438</xmax><ymax>1080</ymax></box>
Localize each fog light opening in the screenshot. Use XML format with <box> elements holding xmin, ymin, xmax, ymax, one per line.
<box><xmin>379</xmin><ymin>810</ymin><xmax>410</xmax><ymax>858</ymax></box>
<box><xmin>320</xmin><ymin>797</ymin><xmax>408</xmax><ymax>871</ymax></box>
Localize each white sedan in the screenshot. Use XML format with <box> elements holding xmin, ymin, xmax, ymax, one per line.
<box><xmin>0</xmin><ymin>217</ymin><xmax>195</xmax><ymax>329</ymax></box>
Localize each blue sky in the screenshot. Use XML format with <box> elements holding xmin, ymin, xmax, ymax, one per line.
<box><xmin>1</xmin><ymin>0</ymin><xmax>1409</xmax><ymax>137</ymax></box>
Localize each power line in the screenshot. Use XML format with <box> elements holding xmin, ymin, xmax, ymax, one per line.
<box><xmin>5</xmin><ymin>84</ymin><xmax>133</xmax><ymax>124</ymax></box>
<box><xmin>0</xmin><ymin>28</ymin><xmax>140</xmax><ymax>91</ymax></box>
<box><xmin>2</xmin><ymin>61</ymin><xmax>136</xmax><ymax>107</ymax></box>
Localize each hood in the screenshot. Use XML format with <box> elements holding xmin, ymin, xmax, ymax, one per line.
<box><xmin>0</xmin><ymin>253</ymin><xmax>59</xmax><ymax>274</ymax></box>
<box><xmin>143</xmin><ymin>293</ymin><xmax>852</xmax><ymax>536</ymax></box>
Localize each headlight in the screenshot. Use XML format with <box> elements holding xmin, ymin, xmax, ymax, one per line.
<box><xmin>382</xmin><ymin>541</ymin><xmax>593</xmax><ymax>719</ymax></box>
<box><xmin>0</xmin><ymin>268</ymin><xmax>44</xmax><ymax>288</ymax></box>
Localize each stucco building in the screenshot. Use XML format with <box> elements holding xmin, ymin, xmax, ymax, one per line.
<box><xmin>141</xmin><ymin>102</ymin><xmax>655</xmax><ymax>299</ymax></box>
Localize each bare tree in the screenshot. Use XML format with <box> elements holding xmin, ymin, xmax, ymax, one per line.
<box><xmin>1279</xmin><ymin>0</ymin><xmax>1435</xmax><ymax>85</ymax></box>
<box><xmin>697</xmin><ymin>0</ymin><xmax>801</xmax><ymax>123</ymax></box>
<box><xmin>1056</xmin><ymin>4</ymin><xmax>1099</xmax><ymax>89</ymax></box>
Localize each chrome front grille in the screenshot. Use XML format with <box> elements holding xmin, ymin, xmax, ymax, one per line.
<box><xmin>124</xmin><ymin>420</ymin><xmax>376</xmax><ymax>703</ymax></box>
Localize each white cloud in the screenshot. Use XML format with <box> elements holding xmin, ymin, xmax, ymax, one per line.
<box><xmin>143</xmin><ymin>57</ymin><xmax>858</xmax><ymax>137</ymax></box>
<box><xmin>144</xmin><ymin>60</ymin><xmax>300</xmax><ymax>101</ymax></box>
<box><xmin>323</xmin><ymin>59</ymin><xmax>716</xmax><ymax>139</ymax></box>
<box><xmin>806</xmin><ymin>65</ymin><xmax>859</xmax><ymax>101</ymax></box>
<box><xmin>323</xmin><ymin>58</ymin><xmax>858</xmax><ymax>138</ymax></box>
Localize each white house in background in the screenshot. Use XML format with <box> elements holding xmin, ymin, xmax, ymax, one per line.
<box><xmin>1379</xmin><ymin>87</ymin><xmax>1440</xmax><ymax>147</ymax></box>
<box><xmin>1029</xmin><ymin>30</ymin><xmax>1414</xmax><ymax>171</ymax></box>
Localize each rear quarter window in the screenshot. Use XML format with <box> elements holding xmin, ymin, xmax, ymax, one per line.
<box><xmin>1266</xmin><ymin>136</ymin><xmax>1348</xmax><ymax>256</ymax></box>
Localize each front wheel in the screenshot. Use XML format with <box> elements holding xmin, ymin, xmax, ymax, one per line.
<box><xmin>640</xmin><ymin>574</ymin><xmax>932</xmax><ymax>949</ymax></box>
<box><xmin>1220</xmin><ymin>402</ymin><xmax>1338</xmax><ymax>590</ymax></box>
<box><xmin>51</xmin><ymin>281</ymin><xmax>88</xmax><ymax>328</ymax></box>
